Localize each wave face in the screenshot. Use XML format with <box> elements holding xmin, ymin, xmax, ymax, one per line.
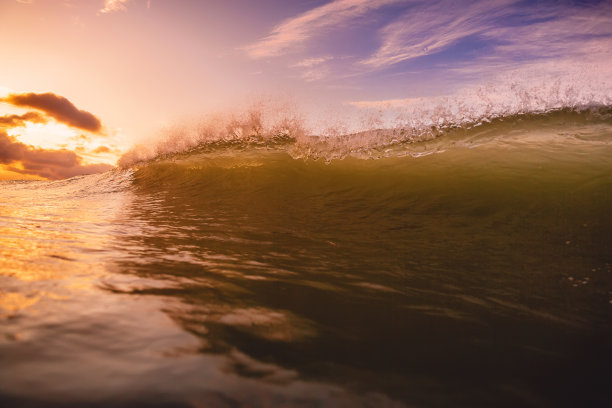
<box><xmin>1</xmin><ymin>107</ymin><xmax>612</xmax><ymax>407</ymax></box>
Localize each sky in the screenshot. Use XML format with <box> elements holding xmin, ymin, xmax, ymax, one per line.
<box><xmin>0</xmin><ymin>0</ymin><xmax>611</xmax><ymax>179</ymax></box>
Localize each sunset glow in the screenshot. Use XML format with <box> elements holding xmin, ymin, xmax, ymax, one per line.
<box><xmin>1</xmin><ymin>2</ymin><xmax>612</xmax><ymax>407</ymax></box>
<box><xmin>1</xmin><ymin>0</ymin><xmax>611</xmax><ymax>179</ymax></box>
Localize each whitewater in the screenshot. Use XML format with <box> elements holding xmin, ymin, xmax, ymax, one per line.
<box><xmin>1</xmin><ymin>82</ymin><xmax>612</xmax><ymax>407</ymax></box>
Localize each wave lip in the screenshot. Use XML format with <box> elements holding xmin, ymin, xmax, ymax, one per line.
<box><xmin>118</xmin><ymin>77</ymin><xmax>612</xmax><ymax>166</ymax></box>
<box><xmin>119</xmin><ymin>104</ymin><xmax>612</xmax><ymax>167</ymax></box>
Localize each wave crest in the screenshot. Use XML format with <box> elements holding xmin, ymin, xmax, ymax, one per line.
<box><xmin>119</xmin><ymin>78</ymin><xmax>612</xmax><ymax>167</ymax></box>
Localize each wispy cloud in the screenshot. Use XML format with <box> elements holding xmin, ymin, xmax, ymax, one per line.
<box><xmin>290</xmin><ymin>56</ymin><xmax>334</xmax><ymax>82</ymax></box>
<box><xmin>2</xmin><ymin>92</ymin><xmax>103</xmax><ymax>133</ymax></box>
<box><xmin>99</xmin><ymin>0</ymin><xmax>129</xmax><ymax>14</ymax></box>
<box><xmin>347</xmin><ymin>97</ymin><xmax>421</xmax><ymax>109</ymax></box>
<box><xmin>361</xmin><ymin>0</ymin><xmax>516</xmax><ymax>68</ymax></box>
<box><xmin>483</xmin><ymin>9</ymin><xmax>612</xmax><ymax>61</ymax></box>
<box><xmin>290</xmin><ymin>56</ymin><xmax>333</xmax><ymax>69</ymax></box>
<box><xmin>361</xmin><ymin>0</ymin><xmax>612</xmax><ymax>71</ymax></box>
<box><xmin>98</xmin><ymin>0</ymin><xmax>151</xmax><ymax>14</ymax></box>
<box><xmin>244</xmin><ymin>0</ymin><xmax>612</xmax><ymax>86</ymax></box>
<box><xmin>244</xmin><ymin>0</ymin><xmax>402</xmax><ymax>59</ymax></box>
<box><xmin>299</xmin><ymin>67</ymin><xmax>331</xmax><ymax>82</ymax></box>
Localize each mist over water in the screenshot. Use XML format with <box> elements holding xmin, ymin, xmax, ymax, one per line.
<box><xmin>2</xmin><ymin>82</ymin><xmax>612</xmax><ymax>407</ymax></box>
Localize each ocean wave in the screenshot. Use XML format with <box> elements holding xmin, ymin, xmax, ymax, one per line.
<box><xmin>117</xmin><ymin>73</ymin><xmax>612</xmax><ymax>167</ymax></box>
<box><xmin>119</xmin><ymin>104</ymin><xmax>612</xmax><ymax>167</ymax></box>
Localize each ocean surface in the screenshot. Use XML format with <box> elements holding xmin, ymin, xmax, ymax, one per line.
<box><xmin>1</xmin><ymin>107</ymin><xmax>612</xmax><ymax>407</ymax></box>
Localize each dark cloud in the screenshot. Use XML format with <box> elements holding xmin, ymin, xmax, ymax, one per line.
<box><xmin>0</xmin><ymin>111</ymin><xmax>47</xmax><ymax>127</ymax></box>
<box><xmin>0</xmin><ymin>131</ymin><xmax>112</xmax><ymax>179</ymax></box>
<box><xmin>3</xmin><ymin>92</ymin><xmax>102</xmax><ymax>132</ymax></box>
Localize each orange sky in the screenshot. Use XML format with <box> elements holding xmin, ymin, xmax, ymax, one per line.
<box><xmin>0</xmin><ymin>91</ymin><xmax>115</xmax><ymax>179</ymax></box>
<box><xmin>1</xmin><ymin>0</ymin><xmax>611</xmax><ymax>179</ymax></box>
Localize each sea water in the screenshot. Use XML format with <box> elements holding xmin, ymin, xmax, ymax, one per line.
<box><xmin>1</xmin><ymin>107</ymin><xmax>611</xmax><ymax>407</ymax></box>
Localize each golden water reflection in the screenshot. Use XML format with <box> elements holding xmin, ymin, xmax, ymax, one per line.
<box><xmin>1</xmin><ymin>137</ymin><xmax>612</xmax><ymax>408</ymax></box>
<box><xmin>0</xmin><ymin>175</ymin><xmax>134</xmax><ymax>337</ymax></box>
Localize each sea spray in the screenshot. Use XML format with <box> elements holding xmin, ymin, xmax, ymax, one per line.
<box><xmin>119</xmin><ymin>71</ymin><xmax>612</xmax><ymax>167</ymax></box>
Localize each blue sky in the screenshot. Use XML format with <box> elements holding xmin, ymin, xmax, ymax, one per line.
<box><xmin>2</xmin><ymin>0</ymin><xmax>610</xmax><ymax>111</ymax></box>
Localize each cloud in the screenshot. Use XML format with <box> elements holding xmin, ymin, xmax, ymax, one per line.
<box><xmin>99</xmin><ymin>0</ymin><xmax>129</xmax><ymax>14</ymax></box>
<box><xmin>244</xmin><ymin>0</ymin><xmax>402</xmax><ymax>59</ymax></box>
<box><xmin>98</xmin><ymin>0</ymin><xmax>151</xmax><ymax>14</ymax></box>
<box><xmin>347</xmin><ymin>97</ymin><xmax>421</xmax><ymax>109</ymax></box>
<box><xmin>244</xmin><ymin>0</ymin><xmax>611</xmax><ymax>83</ymax></box>
<box><xmin>361</xmin><ymin>0</ymin><xmax>516</xmax><ymax>68</ymax></box>
<box><xmin>0</xmin><ymin>92</ymin><xmax>113</xmax><ymax>179</ymax></box>
<box><xmin>482</xmin><ymin>8</ymin><xmax>612</xmax><ymax>60</ymax></box>
<box><xmin>3</xmin><ymin>92</ymin><xmax>102</xmax><ymax>132</ymax></box>
<box><xmin>290</xmin><ymin>56</ymin><xmax>334</xmax><ymax>82</ymax></box>
<box><xmin>0</xmin><ymin>112</ymin><xmax>47</xmax><ymax>127</ymax></box>
<box><xmin>361</xmin><ymin>0</ymin><xmax>612</xmax><ymax>71</ymax></box>
<box><xmin>290</xmin><ymin>57</ymin><xmax>333</xmax><ymax>68</ymax></box>
<box><xmin>299</xmin><ymin>68</ymin><xmax>330</xmax><ymax>82</ymax></box>
<box><xmin>92</xmin><ymin>145</ymin><xmax>112</xmax><ymax>153</ymax></box>
<box><xmin>0</xmin><ymin>131</ymin><xmax>112</xmax><ymax>179</ymax></box>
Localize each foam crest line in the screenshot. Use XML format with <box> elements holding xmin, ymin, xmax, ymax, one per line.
<box><xmin>119</xmin><ymin>105</ymin><xmax>612</xmax><ymax>167</ymax></box>
<box><xmin>118</xmin><ymin>75</ymin><xmax>612</xmax><ymax>167</ymax></box>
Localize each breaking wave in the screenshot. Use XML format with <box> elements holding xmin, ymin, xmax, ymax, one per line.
<box><xmin>119</xmin><ymin>78</ymin><xmax>612</xmax><ymax>166</ymax></box>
